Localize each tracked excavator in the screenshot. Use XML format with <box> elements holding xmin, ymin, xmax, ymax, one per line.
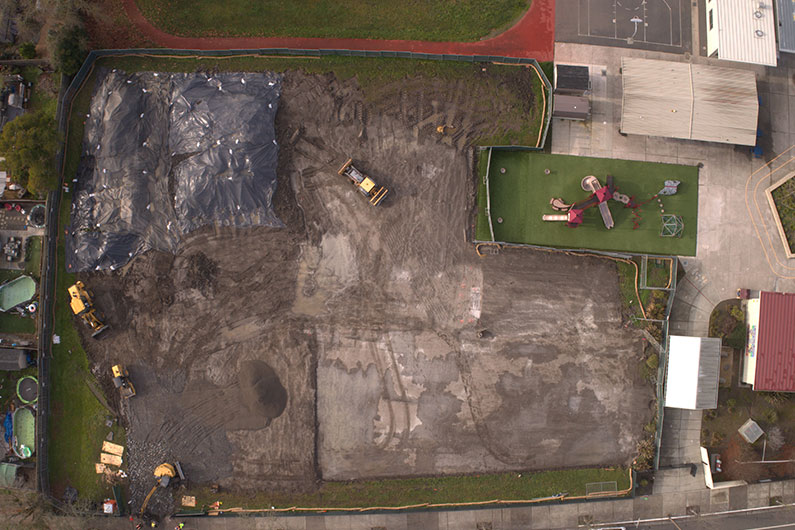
<box><xmin>140</xmin><ymin>462</ymin><xmax>186</xmax><ymax>515</ymax></box>
<box><xmin>67</xmin><ymin>281</ymin><xmax>109</xmax><ymax>337</ymax></box>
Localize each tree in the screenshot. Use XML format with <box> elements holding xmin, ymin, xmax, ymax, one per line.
<box><xmin>0</xmin><ymin>109</ymin><xmax>59</xmax><ymax>196</ymax></box>
<box><xmin>18</xmin><ymin>42</ymin><xmax>36</xmax><ymax>59</ymax></box>
<box><xmin>49</xmin><ymin>23</ymin><xmax>87</xmax><ymax>76</ymax></box>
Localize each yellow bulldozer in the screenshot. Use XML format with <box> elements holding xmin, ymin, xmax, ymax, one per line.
<box><xmin>68</xmin><ymin>281</ymin><xmax>109</xmax><ymax>338</ymax></box>
<box><xmin>338</xmin><ymin>158</ymin><xmax>389</xmax><ymax>206</ymax></box>
<box><xmin>112</xmin><ymin>364</ymin><xmax>136</xmax><ymax>399</ymax></box>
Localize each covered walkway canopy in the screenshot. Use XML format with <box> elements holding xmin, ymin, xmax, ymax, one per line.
<box><xmin>665</xmin><ymin>335</ymin><xmax>722</xmax><ymax>410</ymax></box>
<box><xmin>620</xmin><ymin>57</ymin><xmax>758</xmax><ymax>146</ymax></box>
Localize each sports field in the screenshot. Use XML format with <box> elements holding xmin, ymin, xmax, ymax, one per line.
<box><xmin>135</xmin><ymin>0</ymin><xmax>529</xmax><ymax>41</ymax></box>
<box><xmin>476</xmin><ymin>150</ymin><xmax>699</xmax><ymax>256</ymax></box>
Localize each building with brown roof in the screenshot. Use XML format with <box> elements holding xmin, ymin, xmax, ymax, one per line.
<box><xmin>742</xmin><ymin>291</ymin><xmax>795</xmax><ymax>392</ymax></box>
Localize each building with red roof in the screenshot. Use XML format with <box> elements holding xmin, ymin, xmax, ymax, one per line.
<box><xmin>741</xmin><ymin>291</ymin><xmax>795</xmax><ymax>392</ymax></box>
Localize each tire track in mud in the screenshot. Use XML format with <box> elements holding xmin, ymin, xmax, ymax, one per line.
<box><xmin>436</xmin><ymin>331</ymin><xmax>529</xmax><ymax>467</ymax></box>
<box><xmin>369</xmin><ymin>341</ymin><xmax>395</xmax><ymax>450</ymax></box>
<box><xmin>385</xmin><ymin>334</ymin><xmax>411</xmax><ymax>447</ymax></box>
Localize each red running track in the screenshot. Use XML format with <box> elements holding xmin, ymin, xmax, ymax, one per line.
<box><xmin>121</xmin><ymin>0</ymin><xmax>554</xmax><ymax>61</ymax></box>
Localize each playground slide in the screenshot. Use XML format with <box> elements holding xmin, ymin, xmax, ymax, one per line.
<box><xmin>582</xmin><ymin>176</ymin><xmax>614</xmax><ymax>230</ymax></box>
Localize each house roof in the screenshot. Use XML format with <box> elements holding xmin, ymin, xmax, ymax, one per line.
<box><xmin>620</xmin><ymin>57</ymin><xmax>759</xmax><ymax>146</ymax></box>
<box><xmin>665</xmin><ymin>335</ymin><xmax>722</xmax><ymax>409</ymax></box>
<box><xmin>715</xmin><ymin>0</ymin><xmax>777</xmax><ymax>66</ymax></box>
<box><xmin>755</xmin><ymin>291</ymin><xmax>795</xmax><ymax>391</ymax></box>
<box><xmin>776</xmin><ymin>0</ymin><xmax>795</xmax><ymax>53</ymax></box>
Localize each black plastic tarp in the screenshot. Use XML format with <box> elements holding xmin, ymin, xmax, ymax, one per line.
<box><xmin>66</xmin><ymin>70</ymin><xmax>283</xmax><ymax>272</ymax></box>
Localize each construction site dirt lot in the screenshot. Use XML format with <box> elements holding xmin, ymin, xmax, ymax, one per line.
<box><xmin>75</xmin><ymin>67</ymin><xmax>654</xmax><ymax>510</ymax></box>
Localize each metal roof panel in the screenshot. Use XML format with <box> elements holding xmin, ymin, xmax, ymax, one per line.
<box><xmin>755</xmin><ymin>291</ymin><xmax>795</xmax><ymax>391</ymax></box>
<box><xmin>716</xmin><ymin>0</ymin><xmax>777</xmax><ymax>66</ymax></box>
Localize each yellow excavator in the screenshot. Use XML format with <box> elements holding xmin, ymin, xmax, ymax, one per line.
<box><xmin>68</xmin><ymin>281</ymin><xmax>109</xmax><ymax>338</ymax></box>
<box><xmin>338</xmin><ymin>158</ymin><xmax>389</xmax><ymax>206</ymax></box>
<box><xmin>111</xmin><ymin>364</ymin><xmax>136</xmax><ymax>399</ymax></box>
<box><xmin>140</xmin><ymin>462</ymin><xmax>185</xmax><ymax>515</ymax></box>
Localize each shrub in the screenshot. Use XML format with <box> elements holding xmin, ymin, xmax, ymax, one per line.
<box><xmin>640</xmin><ymin>353</ymin><xmax>659</xmax><ymax>382</ymax></box>
<box><xmin>761</xmin><ymin>392</ymin><xmax>790</xmax><ymax>406</ymax></box>
<box><xmin>729</xmin><ymin>304</ymin><xmax>745</xmax><ymax>323</ymax></box>
<box><xmin>709</xmin><ymin>431</ymin><xmax>725</xmax><ymax>446</ymax></box>
<box><xmin>634</xmin><ymin>438</ymin><xmax>655</xmax><ymax>471</ymax></box>
<box><xmin>18</xmin><ymin>42</ymin><xmax>36</xmax><ymax>59</ymax></box>
<box><xmin>763</xmin><ymin>408</ymin><xmax>779</xmax><ymax>424</ymax></box>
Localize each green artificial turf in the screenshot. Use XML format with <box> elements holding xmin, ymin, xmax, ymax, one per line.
<box><xmin>136</xmin><ymin>0</ymin><xmax>529</xmax><ymax>41</ymax></box>
<box><xmin>476</xmin><ymin>151</ymin><xmax>699</xmax><ymax>256</ymax></box>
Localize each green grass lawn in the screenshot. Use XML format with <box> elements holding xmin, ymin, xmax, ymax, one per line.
<box><xmin>136</xmin><ymin>0</ymin><xmax>529</xmax><ymax>41</ymax></box>
<box><xmin>24</xmin><ymin>236</ymin><xmax>42</xmax><ymax>280</ymax></box>
<box><xmin>47</xmin><ymin>64</ymin><xmax>126</xmax><ymax>502</ymax></box>
<box><xmin>186</xmin><ymin>467</ymin><xmax>629</xmax><ymax>510</ymax></box>
<box><xmin>95</xmin><ymin>55</ymin><xmax>547</xmax><ymax>147</ymax></box>
<box><xmin>476</xmin><ymin>151</ymin><xmax>699</xmax><ymax>255</ymax></box>
<box><xmin>0</xmin><ymin>365</ymin><xmax>36</xmax><ymax>412</ymax></box>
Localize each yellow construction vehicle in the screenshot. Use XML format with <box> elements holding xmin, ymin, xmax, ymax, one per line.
<box><xmin>338</xmin><ymin>158</ymin><xmax>389</xmax><ymax>206</ymax></box>
<box><xmin>140</xmin><ymin>462</ymin><xmax>185</xmax><ymax>515</ymax></box>
<box><xmin>111</xmin><ymin>364</ymin><xmax>136</xmax><ymax>399</ymax></box>
<box><xmin>67</xmin><ymin>281</ymin><xmax>109</xmax><ymax>338</ymax></box>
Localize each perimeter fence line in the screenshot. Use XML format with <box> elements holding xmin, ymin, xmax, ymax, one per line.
<box><xmin>39</xmin><ymin>47</ymin><xmax>551</xmax><ymax>508</ymax></box>
<box><xmin>473</xmin><ymin>148</ymin><xmax>681</xmax><ymax>472</ymax></box>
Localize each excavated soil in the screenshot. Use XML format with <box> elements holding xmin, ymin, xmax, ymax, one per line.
<box><xmin>76</xmin><ymin>67</ymin><xmax>653</xmax><ymax>514</ymax></box>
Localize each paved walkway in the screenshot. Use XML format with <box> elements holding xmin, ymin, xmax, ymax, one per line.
<box><xmin>51</xmin><ymin>481</ymin><xmax>795</xmax><ymax>529</ymax></box>
<box><xmin>120</xmin><ymin>0</ymin><xmax>554</xmax><ymax>61</ymax></box>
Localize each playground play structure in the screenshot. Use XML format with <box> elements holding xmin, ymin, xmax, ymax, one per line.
<box><xmin>542</xmin><ymin>175</ymin><xmax>684</xmax><ymax>237</ymax></box>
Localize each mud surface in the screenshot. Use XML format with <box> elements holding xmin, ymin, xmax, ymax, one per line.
<box><xmin>77</xmin><ymin>68</ymin><xmax>653</xmax><ymax>512</ymax></box>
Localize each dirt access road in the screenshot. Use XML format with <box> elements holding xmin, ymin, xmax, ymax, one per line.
<box><xmin>120</xmin><ymin>0</ymin><xmax>554</xmax><ymax>61</ymax></box>
<box><xmin>76</xmin><ymin>65</ymin><xmax>652</xmax><ymax>512</ymax></box>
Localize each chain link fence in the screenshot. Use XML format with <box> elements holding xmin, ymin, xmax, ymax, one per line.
<box><xmin>41</xmin><ymin>47</ymin><xmax>552</xmax><ymax>500</ymax></box>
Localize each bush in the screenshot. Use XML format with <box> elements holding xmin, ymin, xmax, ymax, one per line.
<box><xmin>762</xmin><ymin>408</ymin><xmax>779</xmax><ymax>424</ymax></box>
<box><xmin>18</xmin><ymin>42</ymin><xmax>36</xmax><ymax>59</ymax></box>
<box><xmin>761</xmin><ymin>392</ymin><xmax>790</xmax><ymax>406</ymax></box>
<box><xmin>634</xmin><ymin>438</ymin><xmax>655</xmax><ymax>471</ymax></box>
<box><xmin>729</xmin><ymin>304</ymin><xmax>745</xmax><ymax>323</ymax></box>
<box><xmin>709</xmin><ymin>431</ymin><xmax>725</xmax><ymax>447</ymax></box>
<box><xmin>50</xmin><ymin>24</ymin><xmax>87</xmax><ymax>76</ymax></box>
<box><xmin>640</xmin><ymin>353</ymin><xmax>659</xmax><ymax>382</ymax></box>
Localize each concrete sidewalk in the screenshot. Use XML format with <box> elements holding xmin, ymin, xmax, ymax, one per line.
<box><xmin>58</xmin><ymin>479</ymin><xmax>795</xmax><ymax>529</ymax></box>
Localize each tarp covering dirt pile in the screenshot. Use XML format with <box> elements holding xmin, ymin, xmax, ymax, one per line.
<box><xmin>66</xmin><ymin>70</ymin><xmax>283</xmax><ymax>271</ymax></box>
